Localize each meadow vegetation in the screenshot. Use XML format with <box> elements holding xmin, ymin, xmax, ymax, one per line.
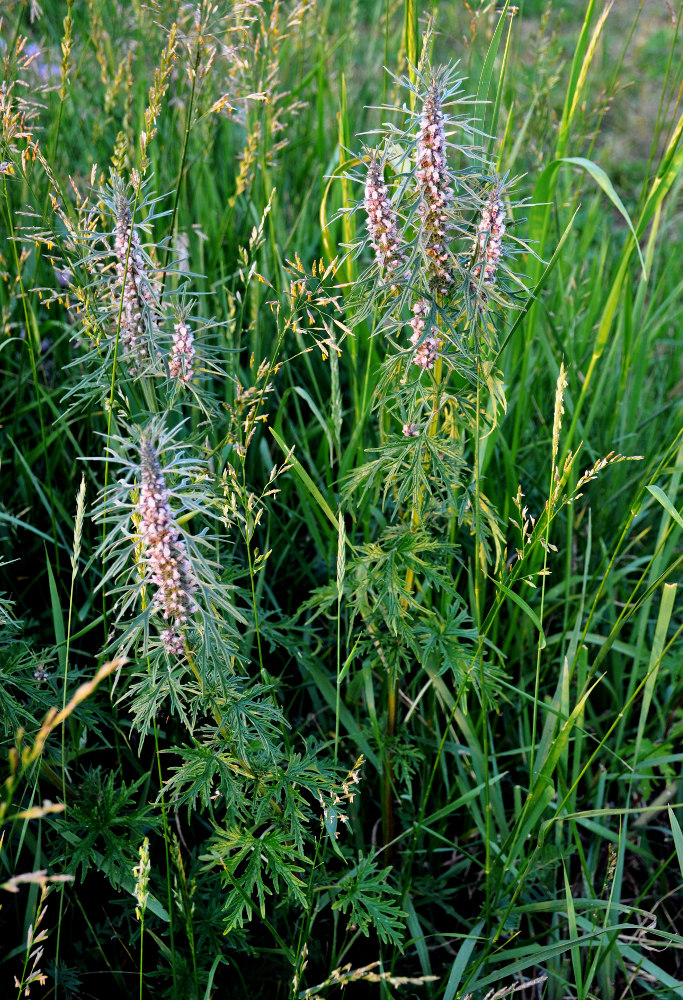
<box><xmin>1</xmin><ymin>1</ymin><xmax>682</xmax><ymax>997</ymax></box>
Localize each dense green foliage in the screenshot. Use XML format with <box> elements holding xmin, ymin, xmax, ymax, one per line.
<box><xmin>1</xmin><ymin>1</ymin><xmax>682</xmax><ymax>998</ymax></box>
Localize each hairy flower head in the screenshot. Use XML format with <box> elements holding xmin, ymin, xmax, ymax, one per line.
<box><xmin>169</xmin><ymin>315</ymin><xmax>195</xmax><ymax>386</ymax></box>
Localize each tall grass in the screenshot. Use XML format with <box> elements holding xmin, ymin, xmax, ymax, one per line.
<box><xmin>1</xmin><ymin>1</ymin><xmax>682</xmax><ymax>998</ymax></box>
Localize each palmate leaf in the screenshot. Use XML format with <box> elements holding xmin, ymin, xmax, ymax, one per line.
<box><xmin>126</xmin><ymin>655</ymin><xmax>198</xmax><ymax>735</ymax></box>
<box><xmin>209</xmin><ymin>825</ymin><xmax>308</xmax><ymax>931</ymax></box>
<box><xmin>206</xmin><ymin>676</ymin><xmax>286</xmax><ymax>762</ymax></box>
<box><xmin>332</xmin><ymin>852</ymin><xmax>405</xmax><ymax>947</ymax></box>
<box><xmin>258</xmin><ymin>740</ymin><xmax>359</xmax><ymax>853</ymax></box>
<box><xmin>344</xmin><ymin>432</ymin><xmax>467</xmax><ymax>515</ymax></box>
<box><xmin>409</xmin><ymin>597</ymin><xmax>503</xmax><ymax>697</ymax></box>
<box><xmin>350</xmin><ymin>522</ymin><xmax>457</xmax><ymax>638</ymax></box>
<box><xmin>163</xmin><ymin>740</ymin><xmax>251</xmax><ymax>813</ymax></box>
<box><xmin>56</xmin><ymin>767</ymin><xmax>156</xmax><ymax>889</ymax></box>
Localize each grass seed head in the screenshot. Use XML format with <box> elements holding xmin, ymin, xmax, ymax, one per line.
<box><xmin>133</xmin><ymin>836</ymin><xmax>151</xmax><ymax>921</ymax></box>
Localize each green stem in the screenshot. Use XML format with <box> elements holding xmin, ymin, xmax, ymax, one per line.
<box><xmin>384</xmin><ymin>334</ymin><xmax>445</xmax><ymax>851</ymax></box>
<box><xmin>2</xmin><ymin>177</ymin><xmax>59</xmax><ymax>569</ymax></box>
<box><xmin>334</xmin><ymin>587</ymin><xmax>342</xmax><ymax>764</ymax></box>
<box><xmin>154</xmin><ymin>719</ymin><xmax>178</xmax><ymax>1000</ymax></box>
<box><xmin>55</xmin><ymin>480</ymin><xmax>84</xmax><ymax>993</ymax></box>
<box><xmin>139</xmin><ymin>915</ymin><xmax>144</xmax><ymax>1000</ymax></box>
<box><xmin>102</xmin><ymin>184</ymin><xmax>142</xmax><ymax>643</ymax></box>
<box><xmin>162</xmin><ymin>27</ymin><xmax>202</xmax><ymax>289</ymax></box>
<box><xmin>473</xmin><ymin>358</ymin><xmax>492</xmax><ymax>928</ymax></box>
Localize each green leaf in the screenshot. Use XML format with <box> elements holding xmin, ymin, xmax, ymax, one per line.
<box><xmin>214</xmin><ymin>825</ymin><xmax>307</xmax><ymax>932</ymax></box>
<box><xmin>475</xmin><ymin>1</ymin><xmax>510</xmax><ymax>137</ymax></box>
<box><xmin>443</xmin><ymin>920</ymin><xmax>485</xmax><ymax>1000</ymax></box>
<box><xmin>404</xmin><ymin>893</ymin><xmax>431</xmax><ymax>976</ymax></box>
<box><xmin>270</xmin><ymin>427</ymin><xmax>338</xmax><ymax>530</ymax></box>
<box><xmin>45</xmin><ymin>549</ymin><xmax>66</xmax><ymax>674</ymax></box>
<box><xmin>491</xmin><ymin>578</ymin><xmax>546</xmax><ymax>648</ymax></box>
<box><xmin>558</xmin><ymin>157</ymin><xmax>646</xmax><ymax>276</ymax></box>
<box><xmin>617</xmin><ymin>942</ymin><xmax>683</xmax><ymax>997</ymax></box>
<box><xmin>668</xmin><ymin>806</ymin><xmax>683</xmax><ymax>883</ymax></box>
<box><xmin>531</xmin><ymin>157</ymin><xmax>645</xmax><ymax>277</ymax></box>
<box><xmin>646</xmin><ymin>484</ymin><xmax>683</xmax><ymax>531</ymax></box>
<box><xmin>332</xmin><ymin>852</ymin><xmax>404</xmax><ymax>947</ymax></box>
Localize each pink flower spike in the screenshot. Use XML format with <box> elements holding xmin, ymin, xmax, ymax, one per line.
<box><xmin>473</xmin><ymin>189</ymin><xmax>506</xmax><ymax>286</ymax></box>
<box><xmin>137</xmin><ymin>438</ymin><xmax>196</xmax><ymax>654</ymax></box>
<box><xmin>114</xmin><ymin>195</ymin><xmax>159</xmax><ymax>369</ymax></box>
<box><xmin>416</xmin><ymin>80</ymin><xmax>454</xmax><ymax>294</ymax></box>
<box><xmin>408</xmin><ymin>298</ymin><xmax>440</xmax><ymax>370</ymax></box>
<box><xmin>169</xmin><ymin>317</ymin><xmax>195</xmax><ymax>385</ymax></box>
<box><xmin>364</xmin><ymin>155</ymin><xmax>406</xmax><ymax>288</ymax></box>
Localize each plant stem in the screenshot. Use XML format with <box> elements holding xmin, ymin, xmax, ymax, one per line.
<box><xmin>154</xmin><ymin>720</ymin><xmax>179</xmax><ymax>1000</ymax></box>
<box><xmin>383</xmin><ymin>341</ymin><xmax>445</xmax><ymax>852</ymax></box>
<box><xmin>139</xmin><ymin>915</ymin><xmax>144</xmax><ymax>1000</ymax></box>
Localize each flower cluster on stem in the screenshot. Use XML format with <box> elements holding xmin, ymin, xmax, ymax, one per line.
<box><xmin>169</xmin><ymin>316</ymin><xmax>195</xmax><ymax>385</ymax></box>
<box><xmin>364</xmin><ymin>155</ymin><xmax>406</xmax><ymax>287</ymax></box>
<box><xmin>409</xmin><ymin>298</ymin><xmax>439</xmax><ymax>370</ymax></box>
<box><xmin>416</xmin><ymin>79</ymin><xmax>454</xmax><ymax>295</ymax></box>
<box><xmin>137</xmin><ymin>437</ymin><xmax>196</xmax><ymax>654</ymax></box>
<box><xmin>473</xmin><ymin>189</ymin><xmax>506</xmax><ymax>285</ymax></box>
<box><xmin>133</xmin><ymin>837</ymin><xmax>150</xmax><ymax>922</ymax></box>
<box><xmin>114</xmin><ymin>194</ymin><xmax>158</xmax><ymax>369</ymax></box>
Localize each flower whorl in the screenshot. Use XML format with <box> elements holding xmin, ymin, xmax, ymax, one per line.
<box><xmin>409</xmin><ymin>298</ymin><xmax>439</xmax><ymax>370</ymax></box>
<box><xmin>114</xmin><ymin>195</ymin><xmax>158</xmax><ymax>369</ymax></box>
<box><xmin>169</xmin><ymin>316</ymin><xmax>195</xmax><ymax>385</ymax></box>
<box><xmin>364</xmin><ymin>156</ymin><xmax>406</xmax><ymax>285</ymax></box>
<box><xmin>137</xmin><ymin>438</ymin><xmax>196</xmax><ymax>654</ymax></box>
<box><xmin>416</xmin><ymin>80</ymin><xmax>454</xmax><ymax>294</ymax></box>
<box><xmin>473</xmin><ymin>190</ymin><xmax>506</xmax><ymax>286</ymax></box>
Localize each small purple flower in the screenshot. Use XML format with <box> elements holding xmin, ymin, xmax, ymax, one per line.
<box><xmin>161</xmin><ymin>628</ymin><xmax>185</xmax><ymax>657</ymax></box>
<box><xmin>34</xmin><ymin>663</ymin><xmax>48</xmax><ymax>683</ymax></box>
<box><xmin>137</xmin><ymin>437</ymin><xmax>196</xmax><ymax>654</ymax></box>
<box><xmin>364</xmin><ymin>155</ymin><xmax>406</xmax><ymax>287</ymax></box>
<box><xmin>402</xmin><ymin>422</ymin><xmax>419</xmax><ymax>437</ymax></box>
